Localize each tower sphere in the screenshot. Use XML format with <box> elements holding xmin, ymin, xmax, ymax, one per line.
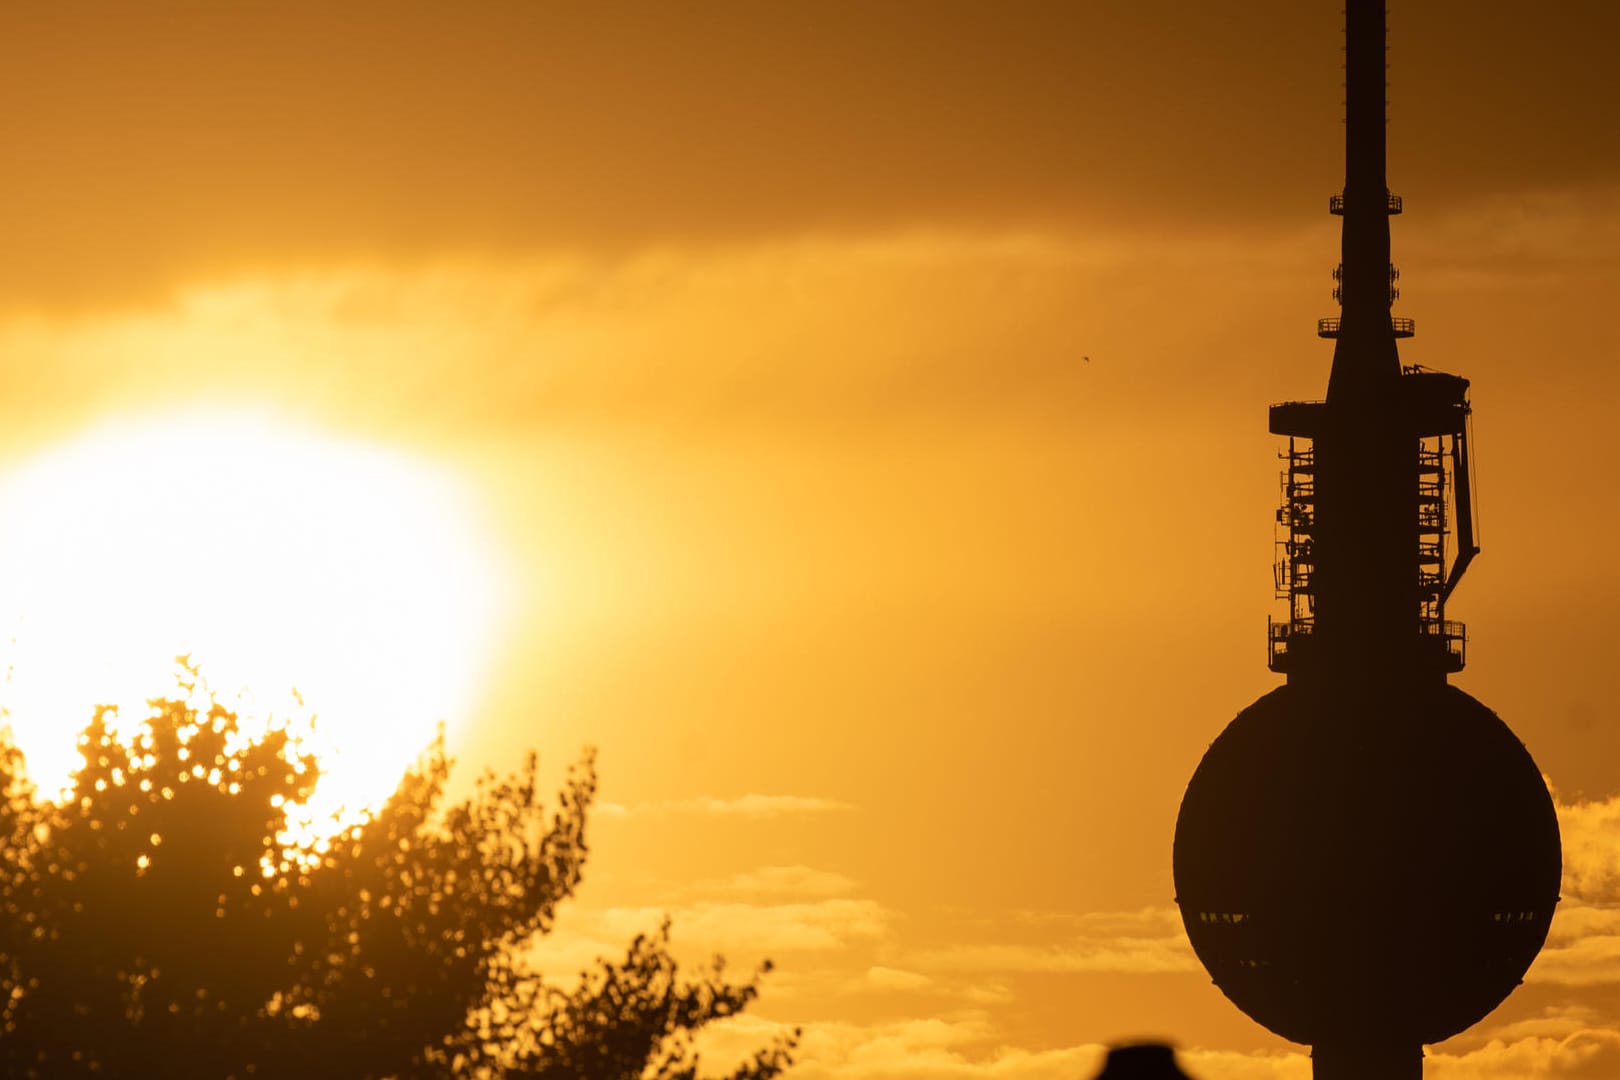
<box><xmin>1173</xmin><ymin>682</ymin><xmax>1560</xmax><ymax>1046</ymax></box>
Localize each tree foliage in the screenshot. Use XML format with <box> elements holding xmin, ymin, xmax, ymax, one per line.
<box><xmin>0</xmin><ymin>689</ymin><xmax>794</xmax><ymax>1079</ymax></box>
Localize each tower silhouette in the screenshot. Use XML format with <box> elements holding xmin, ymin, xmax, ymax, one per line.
<box><xmin>1171</xmin><ymin>3</ymin><xmax>1562</xmax><ymax>1078</ymax></box>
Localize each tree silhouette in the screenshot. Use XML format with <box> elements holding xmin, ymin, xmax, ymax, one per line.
<box><xmin>0</xmin><ymin>685</ymin><xmax>794</xmax><ymax>1079</ymax></box>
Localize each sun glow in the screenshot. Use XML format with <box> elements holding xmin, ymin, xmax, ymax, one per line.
<box><xmin>0</xmin><ymin>409</ymin><xmax>510</xmax><ymax>822</ymax></box>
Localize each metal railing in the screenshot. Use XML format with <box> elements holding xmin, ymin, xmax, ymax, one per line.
<box><xmin>1329</xmin><ymin>192</ymin><xmax>1404</xmax><ymax>215</ymax></box>
<box><xmin>1267</xmin><ymin>617</ymin><xmax>1312</xmax><ymax>672</ymax></box>
<box><xmin>1268</xmin><ymin>617</ymin><xmax>1465</xmax><ymax>671</ymax></box>
<box><xmin>1317</xmin><ymin>316</ymin><xmax>1416</xmax><ymax>339</ymax></box>
<box><xmin>1420</xmin><ymin>618</ymin><xmax>1467</xmax><ymax>670</ymax></box>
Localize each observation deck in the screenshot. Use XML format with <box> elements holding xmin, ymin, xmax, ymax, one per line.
<box><xmin>1266</xmin><ymin>380</ymin><xmax>1475</xmax><ymax>677</ymax></box>
<box><xmin>1267</xmin><ymin>618</ymin><xmax>1465</xmax><ymax>674</ymax></box>
<box><xmin>1317</xmin><ymin>316</ymin><xmax>1415</xmax><ymax>338</ymax></box>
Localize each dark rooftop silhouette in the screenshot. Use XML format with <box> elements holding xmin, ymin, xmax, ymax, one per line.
<box><xmin>1091</xmin><ymin>1042</ymin><xmax>1198</xmax><ymax>1079</ymax></box>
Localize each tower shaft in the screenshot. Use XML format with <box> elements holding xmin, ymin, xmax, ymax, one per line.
<box><xmin>1313</xmin><ymin>1042</ymin><xmax>1421</xmax><ymax>1080</ymax></box>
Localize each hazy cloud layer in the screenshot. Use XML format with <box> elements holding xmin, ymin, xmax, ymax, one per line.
<box><xmin>528</xmin><ymin>785</ymin><xmax>1620</xmax><ymax>1074</ymax></box>
<box><xmin>1530</xmin><ymin>904</ymin><xmax>1620</xmax><ymax>988</ymax></box>
<box><xmin>1522</xmin><ymin>792</ymin><xmax>1620</xmax><ymax>990</ymax></box>
<box><xmin>697</xmin><ymin>1012</ymin><xmax>1112</xmax><ymax>1080</ymax></box>
<box><xmin>912</xmin><ymin>906</ymin><xmax>1197</xmax><ymax>976</ymax></box>
<box><xmin>0</xmin><ymin>234</ymin><xmax>1205</xmax><ymax>442</ymax></box>
<box><xmin>702</xmin><ymin>866</ymin><xmax>861</xmax><ymax>899</ymax></box>
<box><xmin>695</xmin><ymin>1021</ymin><xmax>1620</xmax><ymax>1080</ymax></box>
<box><xmin>1556</xmin><ymin>791</ymin><xmax>1620</xmax><ymax>903</ymax></box>
<box><xmin>528</xmin><ymin>881</ymin><xmax>895</xmax><ymax>982</ymax></box>
<box><xmin>595</xmin><ymin>794</ymin><xmax>853</xmax><ymax>821</ymax></box>
<box><xmin>2</xmin><ymin>3</ymin><xmax>1615</xmax><ymax>305</ymax></box>
<box><xmin>6</xmin><ymin>189</ymin><xmax>1614</xmax><ymax>455</ymax></box>
<box><xmin>0</xmin><ymin>240</ymin><xmax>1100</xmax><ymax>445</ymax></box>
<box><xmin>1426</xmin><ymin>1031</ymin><xmax>1620</xmax><ymax>1080</ymax></box>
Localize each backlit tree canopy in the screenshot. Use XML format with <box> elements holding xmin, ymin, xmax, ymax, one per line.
<box><xmin>0</xmin><ymin>683</ymin><xmax>793</xmax><ymax>1079</ymax></box>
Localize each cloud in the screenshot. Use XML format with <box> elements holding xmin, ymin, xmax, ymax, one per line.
<box><xmin>542</xmin><ymin>791</ymin><xmax>1620</xmax><ymax>1078</ymax></box>
<box><xmin>763</xmin><ymin>961</ymin><xmax>1019</xmax><ymax>1010</ymax></box>
<box><xmin>519</xmin><ymin>859</ymin><xmax>1620</xmax><ymax>1080</ymax></box>
<box><xmin>764</xmin><ymin>966</ymin><xmax>1017</xmax><ymax>1011</ymax></box>
<box><xmin>1174</xmin><ymin>1049</ymin><xmax>1311</xmax><ymax>1080</ymax></box>
<box><xmin>605</xmin><ymin>899</ymin><xmax>892</xmax><ymax>955</ymax></box>
<box><xmin>0</xmin><ymin>228</ymin><xmax>1326</xmax><ymax>450</ymax></box>
<box><xmin>652</xmin><ymin>794</ymin><xmax>855</xmax><ymax>818</ymax></box>
<box><xmin>526</xmin><ymin>892</ymin><xmax>896</xmax><ymax>982</ymax></box>
<box><xmin>1476</xmin><ymin>1005</ymin><xmax>1603</xmax><ymax>1045</ymax></box>
<box><xmin>0</xmin><ymin>4</ymin><xmax>1377</xmax><ymax>307</ymax></box>
<box><xmin>601</xmin><ymin>794</ymin><xmax>854</xmax><ymax>821</ymax></box>
<box><xmin>1527</xmin><ymin>903</ymin><xmax>1620</xmax><ymax>988</ymax></box>
<box><xmin>698</xmin><ymin>1015</ymin><xmax>1302</xmax><ymax>1080</ymax></box>
<box><xmin>912</xmin><ymin>906</ymin><xmax>1198</xmax><ymax>976</ymax></box>
<box><xmin>703</xmin><ymin>865</ymin><xmax>860</xmax><ymax>899</ymax></box>
<box><xmin>1523</xmin><ymin>792</ymin><xmax>1620</xmax><ymax>987</ymax></box>
<box><xmin>1425</xmin><ymin>1031</ymin><xmax>1620</xmax><ymax>1080</ymax></box>
<box><xmin>862</xmin><ymin>966</ymin><xmax>934</xmax><ymax>992</ymax></box>
<box><xmin>695</xmin><ymin>1020</ymin><xmax>1620</xmax><ymax>1080</ymax></box>
<box><xmin>1409</xmin><ymin>187</ymin><xmax>1620</xmax><ymax>285</ymax></box>
<box><xmin>522</xmin><ymin>865</ymin><xmax>1016</xmax><ymax>1012</ymax></box>
<box><xmin>700</xmin><ymin>1012</ymin><xmax>1109</xmax><ymax>1080</ymax></box>
<box><xmin>1556</xmin><ymin>791</ymin><xmax>1620</xmax><ymax>903</ymax></box>
<box><xmin>11</xmin><ymin>2</ymin><xmax>1620</xmax><ymax>310</ymax></box>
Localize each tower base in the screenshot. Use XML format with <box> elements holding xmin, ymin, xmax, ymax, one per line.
<box><xmin>1312</xmin><ymin>1041</ymin><xmax>1421</xmax><ymax>1080</ymax></box>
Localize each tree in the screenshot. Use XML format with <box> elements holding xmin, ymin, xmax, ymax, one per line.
<box><xmin>0</xmin><ymin>684</ymin><xmax>795</xmax><ymax>1079</ymax></box>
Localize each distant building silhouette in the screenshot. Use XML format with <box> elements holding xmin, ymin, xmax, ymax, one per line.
<box><xmin>1091</xmin><ymin>1042</ymin><xmax>1197</xmax><ymax>1079</ymax></box>
<box><xmin>1171</xmin><ymin>2</ymin><xmax>1561</xmax><ymax>1078</ymax></box>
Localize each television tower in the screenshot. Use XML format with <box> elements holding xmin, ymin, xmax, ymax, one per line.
<box><xmin>1171</xmin><ymin>3</ymin><xmax>1562</xmax><ymax>1077</ymax></box>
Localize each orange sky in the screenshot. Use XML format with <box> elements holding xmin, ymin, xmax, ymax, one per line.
<box><xmin>0</xmin><ymin>3</ymin><xmax>1618</xmax><ymax>1077</ymax></box>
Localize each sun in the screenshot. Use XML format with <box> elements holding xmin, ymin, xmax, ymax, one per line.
<box><xmin>0</xmin><ymin>409</ymin><xmax>510</xmax><ymax>823</ymax></box>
